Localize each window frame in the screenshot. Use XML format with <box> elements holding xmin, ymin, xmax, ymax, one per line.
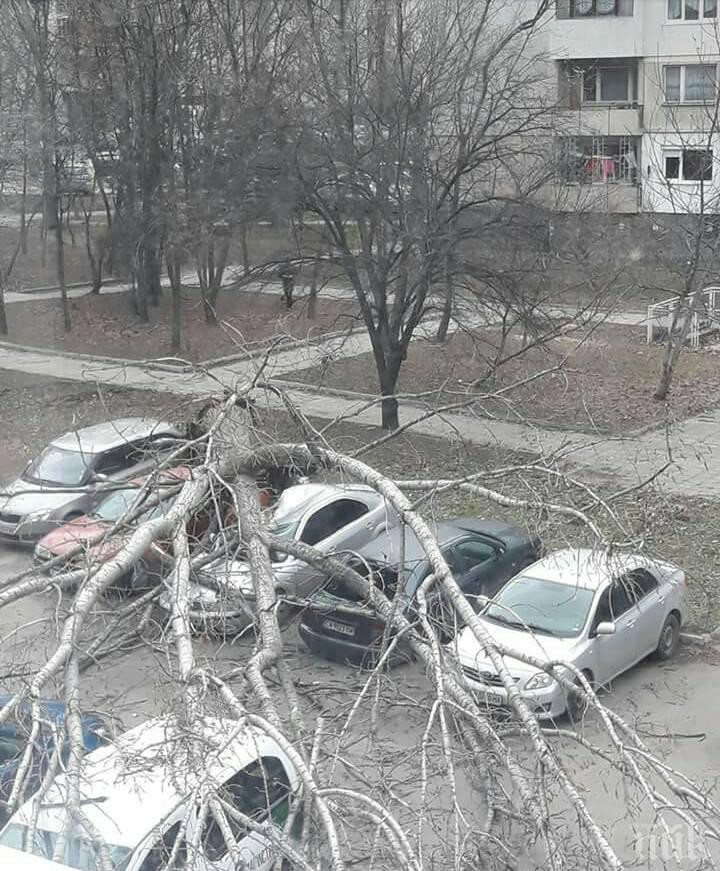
<box><xmin>668</xmin><ymin>0</ymin><xmax>717</xmax><ymax>19</ymax></box>
<box><xmin>200</xmin><ymin>756</ymin><xmax>292</xmax><ymax>863</ymax></box>
<box><xmin>454</xmin><ymin>537</ymin><xmax>500</xmax><ymax>572</ymax></box>
<box><xmin>664</xmin><ymin>63</ymin><xmax>718</xmax><ymax>103</ymax></box>
<box><xmin>663</xmin><ymin>147</ymin><xmax>714</xmax><ymax>182</ymax></box>
<box><xmin>298</xmin><ymin>497</ymin><xmax>370</xmax><ymax>546</ymax></box>
<box><xmin>558</xmin><ymin>0</ymin><xmax>634</xmax><ymax>17</ymax></box>
<box><xmin>581</xmin><ymin>64</ymin><xmax>632</xmax><ymax>104</ymax></box>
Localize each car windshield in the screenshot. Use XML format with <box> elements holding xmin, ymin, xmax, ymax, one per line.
<box><xmin>24</xmin><ymin>447</ymin><xmax>95</xmax><ymax>487</ymax></box>
<box><xmin>483</xmin><ymin>576</ymin><xmax>595</xmax><ymax>638</ymax></box>
<box><xmin>90</xmin><ymin>488</ymin><xmax>142</xmax><ymax>522</ymax></box>
<box><xmin>0</xmin><ymin>823</ymin><xmax>130</xmax><ymax>870</ymax></box>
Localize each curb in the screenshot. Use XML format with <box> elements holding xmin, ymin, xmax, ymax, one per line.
<box><xmin>202</xmin><ymin>325</ymin><xmax>363</xmax><ymax>369</ymax></box>
<box><xmin>0</xmin><ymin>339</ymin><xmax>195</xmax><ymax>373</ymax></box>
<box><xmin>14</xmin><ymin>278</ymin><xmax>128</xmax><ymax>295</ymax></box>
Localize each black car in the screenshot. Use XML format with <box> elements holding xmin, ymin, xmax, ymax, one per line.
<box><xmin>0</xmin><ymin>694</ymin><xmax>111</xmax><ymax>825</ymax></box>
<box><xmin>299</xmin><ymin>518</ymin><xmax>542</xmax><ymax>666</ymax></box>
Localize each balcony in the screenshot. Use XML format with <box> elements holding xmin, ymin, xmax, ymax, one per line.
<box><xmin>557</xmin><ymin>59</ymin><xmax>644</xmax><ymax>135</ymax></box>
<box><xmin>548</xmin><ymin>3</ymin><xmax>644</xmax><ymax>60</ymax></box>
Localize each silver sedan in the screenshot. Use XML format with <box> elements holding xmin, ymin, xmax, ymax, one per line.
<box><xmin>451</xmin><ymin>548</ymin><xmax>687</xmax><ymax>721</ymax></box>
<box><xmin>161</xmin><ymin>482</ymin><xmax>397</xmax><ymax>634</ymax></box>
<box><xmin>0</xmin><ymin>418</ymin><xmax>181</xmax><ymax>543</ymax></box>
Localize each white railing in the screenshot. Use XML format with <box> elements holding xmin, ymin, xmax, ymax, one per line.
<box><xmin>647</xmin><ymin>286</ymin><xmax>720</xmax><ymax>349</ymax></box>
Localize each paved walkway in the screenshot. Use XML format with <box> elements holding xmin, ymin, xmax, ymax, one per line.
<box><xmin>0</xmin><ymin>334</ymin><xmax>715</xmax><ymax>496</ymax></box>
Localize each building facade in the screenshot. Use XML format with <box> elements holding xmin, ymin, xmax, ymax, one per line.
<box><xmin>546</xmin><ymin>0</ymin><xmax>720</xmax><ymax>214</ymax></box>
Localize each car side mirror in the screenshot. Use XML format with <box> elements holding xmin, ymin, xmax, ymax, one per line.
<box><xmin>595</xmin><ymin>621</ymin><xmax>616</xmax><ymax>637</ymax></box>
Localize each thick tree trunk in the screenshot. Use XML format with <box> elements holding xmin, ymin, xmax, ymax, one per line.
<box><xmin>54</xmin><ymin>197</ymin><xmax>71</xmax><ymax>333</ymax></box>
<box><xmin>436</xmin><ymin>275</ymin><xmax>453</xmax><ymax>343</ymax></box>
<box><xmin>0</xmin><ymin>285</ymin><xmax>8</xmax><ymax>336</ymax></box>
<box><xmin>167</xmin><ymin>252</ymin><xmax>183</xmax><ymax>353</ymax></box>
<box><xmin>654</xmin><ymin>291</ymin><xmax>698</xmax><ymax>401</ymax></box>
<box><xmin>378</xmin><ymin>352</ymin><xmax>402</xmax><ymax>430</ymax></box>
<box><xmin>240</xmin><ymin>223</ymin><xmax>250</xmax><ymax>276</ymax></box>
<box><xmin>380</xmin><ymin>394</ymin><xmax>399</xmax><ymax>430</ymax></box>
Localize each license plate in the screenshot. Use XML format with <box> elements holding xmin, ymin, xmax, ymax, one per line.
<box><xmin>480</xmin><ymin>692</ymin><xmax>503</xmax><ymax>707</ymax></box>
<box><xmin>323</xmin><ymin>619</ymin><xmax>356</xmax><ymax>637</ymax></box>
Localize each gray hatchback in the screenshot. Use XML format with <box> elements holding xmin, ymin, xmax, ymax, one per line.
<box><xmin>0</xmin><ymin>418</ymin><xmax>182</xmax><ymax>543</ymax></box>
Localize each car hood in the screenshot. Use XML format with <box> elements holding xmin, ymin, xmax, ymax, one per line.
<box><xmin>0</xmin><ymin>478</ymin><xmax>82</xmax><ymax>517</ymax></box>
<box><xmin>202</xmin><ymin>557</ymin><xmax>295</xmax><ymax>596</ymax></box>
<box><xmin>38</xmin><ymin>517</ymin><xmax>112</xmax><ymax>556</ymax></box>
<box><xmin>452</xmin><ymin>619</ymin><xmax>577</xmax><ymax>680</ymax></box>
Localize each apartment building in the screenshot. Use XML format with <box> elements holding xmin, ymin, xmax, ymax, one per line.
<box><xmin>546</xmin><ymin>0</ymin><xmax>720</xmax><ymax>214</ymax></box>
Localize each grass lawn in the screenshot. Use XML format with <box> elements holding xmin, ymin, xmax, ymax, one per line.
<box><xmin>288</xmin><ymin>324</ymin><xmax>720</xmax><ymax>436</ymax></box>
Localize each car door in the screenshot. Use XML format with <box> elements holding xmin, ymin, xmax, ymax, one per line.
<box><xmin>453</xmin><ymin>537</ymin><xmax>505</xmax><ymax>599</ymax></box>
<box><xmin>292</xmin><ymin>499</ymin><xmax>372</xmax><ymax>597</ymax></box>
<box><xmin>621</xmin><ymin>568</ymin><xmax>666</xmax><ymax>657</ymax></box>
<box><xmin>588</xmin><ymin>581</ymin><xmax>643</xmax><ymax>685</ymax></box>
<box><xmin>201</xmin><ymin>756</ymin><xmax>293</xmax><ymax>871</ymax></box>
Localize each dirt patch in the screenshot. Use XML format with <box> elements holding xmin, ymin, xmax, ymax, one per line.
<box><xmin>3</xmin><ymin>288</ymin><xmax>358</xmax><ymax>362</ymax></box>
<box><xmin>289</xmin><ymin>324</ymin><xmax>720</xmax><ymax>435</ymax></box>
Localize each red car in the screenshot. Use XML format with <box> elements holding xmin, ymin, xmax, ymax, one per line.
<box><xmin>33</xmin><ymin>467</ymin><xmax>194</xmax><ymax>591</ymax></box>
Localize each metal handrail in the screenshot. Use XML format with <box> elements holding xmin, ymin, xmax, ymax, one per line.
<box><xmin>647</xmin><ymin>286</ymin><xmax>720</xmax><ymax>349</ymax></box>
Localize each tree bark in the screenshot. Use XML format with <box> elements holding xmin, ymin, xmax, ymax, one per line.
<box><xmin>436</xmin><ymin>270</ymin><xmax>453</xmax><ymax>343</ymax></box>
<box><xmin>0</xmin><ymin>285</ymin><xmax>8</xmax><ymax>336</ymax></box>
<box><xmin>167</xmin><ymin>251</ymin><xmax>183</xmax><ymax>353</ymax></box>
<box><xmin>54</xmin><ymin>193</ymin><xmax>71</xmax><ymax>332</ymax></box>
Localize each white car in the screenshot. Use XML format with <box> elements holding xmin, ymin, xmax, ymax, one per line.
<box><xmin>162</xmin><ymin>482</ymin><xmax>397</xmax><ymax>634</ymax></box>
<box><xmin>451</xmin><ymin>548</ymin><xmax>687</xmax><ymax>721</ymax></box>
<box><xmin>0</xmin><ymin>716</ymin><xmax>302</xmax><ymax>871</ymax></box>
<box><xmin>0</xmin><ymin>845</ymin><xmax>75</xmax><ymax>870</ymax></box>
<box><xmin>0</xmin><ymin>418</ymin><xmax>182</xmax><ymax>543</ymax></box>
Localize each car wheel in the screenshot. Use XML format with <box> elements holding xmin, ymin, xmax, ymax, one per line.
<box><xmin>655</xmin><ymin>614</ymin><xmax>681</xmax><ymax>661</ymax></box>
<box><xmin>564</xmin><ymin>670</ymin><xmax>592</xmax><ymax>724</ymax></box>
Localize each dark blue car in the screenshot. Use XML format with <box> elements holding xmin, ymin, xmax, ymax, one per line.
<box><xmin>0</xmin><ymin>694</ymin><xmax>111</xmax><ymax>826</ymax></box>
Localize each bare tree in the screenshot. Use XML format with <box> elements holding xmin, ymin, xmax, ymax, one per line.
<box><xmin>289</xmin><ymin>0</ymin><xmax>562</xmax><ymax>428</ymax></box>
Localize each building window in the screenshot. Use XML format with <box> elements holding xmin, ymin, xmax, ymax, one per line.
<box><xmin>664</xmin><ymin>65</ymin><xmax>717</xmax><ymax>102</ymax></box>
<box><xmin>558</xmin><ymin>60</ymin><xmax>637</xmax><ymax>107</ymax></box>
<box><xmin>664</xmin><ymin>149</ymin><xmax>713</xmax><ymax>181</ymax></box>
<box><xmin>557</xmin><ymin>0</ymin><xmax>633</xmax><ymax>17</ymax></box>
<box><xmin>668</xmin><ymin>0</ymin><xmax>717</xmax><ymax>19</ymax></box>
<box><xmin>559</xmin><ymin>136</ymin><xmax>639</xmax><ymax>183</ymax></box>
<box><xmin>583</xmin><ymin>66</ymin><xmax>630</xmax><ymax>102</ymax></box>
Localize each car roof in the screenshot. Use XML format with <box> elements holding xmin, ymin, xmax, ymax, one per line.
<box><xmin>51</xmin><ymin>418</ymin><xmax>181</xmax><ymax>454</ymax></box>
<box><xmin>9</xmin><ymin>716</ymin><xmax>290</xmax><ymax>849</ymax></box>
<box><xmin>519</xmin><ymin>548</ymin><xmax>665</xmax><ymax>591</ymax></box>
<box><xmin>355</xmin><ymin>518</ymin><xmax>527</xmax><ymax>566</ymax></box>
<box><xmin>272</xmin><ymin>482</ymin><xmax>378</xmax><ymax>523</ymax></box>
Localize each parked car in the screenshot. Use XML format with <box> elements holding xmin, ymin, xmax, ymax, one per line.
<box><xmin>159</xmin><ymin>482</ymin><xmax>399</xmax><ymax>634</ymax></box>
<box><xmin>299</xmin><ymin>519</ymin><xmax>542</xmax><ymax>666</ymax></box>
<box><xmin>450</xmin><ymin>548</ymin><xmax>687</xmax><ymax>721</ymax></box>
<box><xmin>0</xmin><ymin>845</ymin><xmax>75</xmax><ymax>871</ymax></box>
<box><xmin>33</xmin><ymin>466</ymin><xmax>193</xmax><ymax>589</ymax></box>
<box><xmin>0</xmin><ymin>693</ymin><xmax>111</xmax><ymax>827</ymax></box>
<box><xmin>0</xmin><ymin>716</ymin><xmax>302</xmax><ymax>871</ymax></box>
<box><xmin>0</xmin><ymin>419</ymin><xmax>182</xmax><ymax>544</ymax></box>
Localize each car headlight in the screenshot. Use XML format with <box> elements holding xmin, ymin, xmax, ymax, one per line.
<box><xmin>34</xmin><ymin>544</ymin><xmax>51</xmax><ymax>561</ymax></box>
<box><xmin>524</xmin><ymin>671</ymin><xmax>557</xmax><ymax>691</ymax></box>
<box><xmin>24</xmin><ymin>508</ymin><xmax>54</xmax><ymax>524</ymax></box>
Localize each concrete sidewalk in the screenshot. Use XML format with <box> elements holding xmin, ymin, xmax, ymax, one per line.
<box><xmin>0</xmin><ymin>338</ymin><xmax>714</xmax><ymax>496</ymax></box>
